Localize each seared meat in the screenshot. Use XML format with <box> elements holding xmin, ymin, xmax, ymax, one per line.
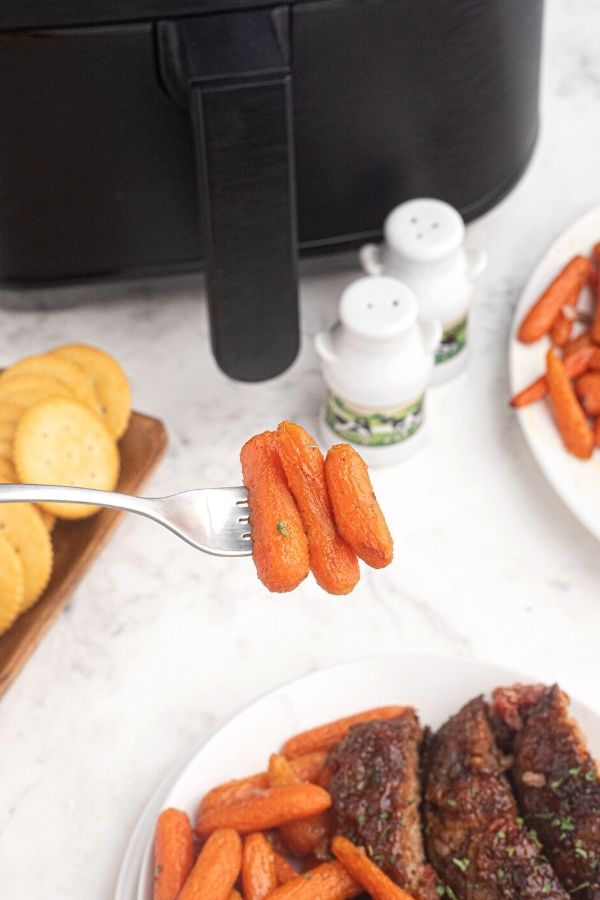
<box><xmin>423</xmin><ymin>696</ymin><xmax>568</xmax><ymax>900</ymax></box>
<box><xmin>327</xmin><ymin>711</ymin><xmax>438</xmax><ymax>899</ymax></box>
<box><xmin>493</xmin><ymin>684</ymin><xmax>600</xmax><ymax>899</ymax></box>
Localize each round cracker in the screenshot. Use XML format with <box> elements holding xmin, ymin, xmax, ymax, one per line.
<box><xmin>0</xmin><ymin>402</ymin><xmax>24</xmax><ymax>423</ymax></box>
<box><xmin>0</xmin><ymin>375</ymin><xmax>73</xmax><ymax>406</ymax></box>
<box><xmin>0</xmin><ymin>483</ymin><xmax>53</xmax><ymax>611</ymax></box>
<box><xmin>0</xmin><ymin>354</ymin><xmax>101</xmax><ymax>416</ymax></box>
<box><xmin>0</xmin><ymin>458</ymin><xmax>16</xmax><ymax>481</ymax></box>
<box><xmin>38</xmin><ymin>508</ymin><xmax>56</xmax><ymax>533</ymax></box>
<box><xmin>53</xmin><ymin>344</ymin><xmax>131</xmax><ymax>440</ymax></box>
<box><xmin>14</xmin><ymin>397</ymin><xmax>120</xmax><ymax>520</ymax></box>
<box><xmin>0</xmin><ymin>533</ymin><xmax>25</xmax><ymax>635</ymax></box>
<box><xmin>0</xmin><ymin>420</ymin><xmax>17</xmax><ymax>441</ymax></box>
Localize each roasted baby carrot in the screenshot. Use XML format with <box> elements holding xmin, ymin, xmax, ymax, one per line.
<box><xmin>241</xmin><ymin>431</ymin><xmax>309</xmax><ymax>593</ymax></box>
<box><xmin>154</xmin><ymin>808</ymin><xmax>194</xmax><ymax>900</ymax></box>
<box><xmin>331</xmin><ymin>836</ymin><xmax>416</xmax><ymax>900</ymax></box>
<box><xmin>546</xmin><ymin>347</ymin><xmax>594</xmax><ymax>459</ymax></box>
<box><xmin>263</xmin><ymin>861</ymin><xmax>362</xmax><ymax>899</ymax></box>
<box><xmin>268</xmin><ymin>754</ymin><xmax>331</xmax><ymax>857</ymax></box>
<box><xmin>282</xmin><ymin>706</ymin><xmax>408</xmax><ymax>759</ymax></box>
<box><xmin>273</xmin><ymin>850</ymin><xmax>299</xmax><ymax>884</ymax></box>
<box><xmin>200</xmin><ymin>752</ymin><xmax>327</xmax><ymax>815</ymax></box>
<box><xmin>276</xmin><ymin>421</ymin><xmax>359</xmax><ymax>595</ymax></box>
<box><xmin>575</xmin><ymin>371</ymin><xmax>600</xmax><ymax>416</ymax></box>
<box><xmin>510</xmin><ymin>345</ymin><xmax>598</xmax><ymax>407</ymax></box>
<box><xmin>550</xmin><ymin>282</ymin><xmax>580</xmax><ymax>347</ymax></box>
<box><xmin>229</xmin><ymin>892</ymin><xmax>243</xmax><ymax>900</ymax></box>
<box><xmin>518</xmin><ymin>256</ymin><xmax>592</xmax><ymax>343</ymax></box>
<box><xmin>178</xmin><ymin>828</ymin><xmax>241</xmax><ymax>900</ymax></box>
<box><xmin>594</xmin><ymin>417</ymin><xmax>600</xmax><ymax>448</ymax></box>
<box><xmin>242</xmin><ymin>833</ymin><xmax>278</xmax><ymax>900</ymax></box>
<box><xmin>591</xmin><ymin>243</ymin><xmax>600</xmax><ymax>343</ymax></box>
<box><xmin>564</xmin><ymin>328</ymin><xmax>593</xmax><ymax>356</ymax></box>
<box><xmin>196</xmin><ymin>784</ymin><xmax>332</xmax><ymax>838</ymax></box>
<box><xmin>324</xmin><ymin>444</ymin><xmax>393</xmax><ymax>568</ymax></box>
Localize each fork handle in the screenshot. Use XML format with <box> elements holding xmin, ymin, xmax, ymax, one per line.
<box><xmin>0</xmin><ymin>483</ymin><xmax>156</xmax><ymax>521</ymax></box>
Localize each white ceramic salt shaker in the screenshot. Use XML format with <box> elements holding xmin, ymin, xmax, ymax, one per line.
<box><xmin>359</xmin><ymin>198</ymin><xmax>487</xmax><ymax>384</ymax></box>
<box><xmin>315</xmin><ymin>275</ymin><xmax>441</xmax><ymax>466</ymax></box>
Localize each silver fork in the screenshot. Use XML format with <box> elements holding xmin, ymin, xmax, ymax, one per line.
<box><xmin>0</xmin><ymin>483</ymin><xmax>252</xmax><ymax>557</ymax></box>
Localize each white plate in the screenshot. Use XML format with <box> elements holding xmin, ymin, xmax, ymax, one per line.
<box><xmin>509</xmin><ymin>204</ymin><xmax>600</xmax><ymax>540</ymax></box>
<box><xmin>114</xmin><ymin>653</ymin><xmax>600</xmax><ymax>900</ymax></box>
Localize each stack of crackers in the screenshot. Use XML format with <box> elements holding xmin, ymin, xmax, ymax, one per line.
<box><xmin>0</xmin><ymin>344</ymin><xmax>131</xmax><ymax>637</ymax></box>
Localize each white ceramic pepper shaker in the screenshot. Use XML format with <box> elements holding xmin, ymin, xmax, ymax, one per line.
<box><xmin>360</xmin><ymin>198</ymin><xmax>487</xmax><ymax>384</ymax></box>
<box><xmin>315</xmin><ymin>275</ymin><xmax>441</xmax><ymax>466</ymax></box>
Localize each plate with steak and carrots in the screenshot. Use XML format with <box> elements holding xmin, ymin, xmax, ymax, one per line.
<box><xmin>114</xmin><ymin>654</ymin><xmax>600</xmax><ymax>900</ymax></box>
<box><xmin>509</xmin><ymin>203</ymin><xmax>600</xmax><ymax>540</ymax></box>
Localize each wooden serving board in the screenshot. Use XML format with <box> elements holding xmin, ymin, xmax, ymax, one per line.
<box><xmin>0</xmin><ymin>411</ymin><xmax>168</xmax><ymax>699</ymax></box>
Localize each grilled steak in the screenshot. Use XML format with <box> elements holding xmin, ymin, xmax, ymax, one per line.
<box><xmin>493</xmin><ymin>684</ymin><xmax>600</xmax><ymax>899</ymax></box>
<box><xmin>327</xmin><ymin>711</ymin><xmax>437</xmax><ymax>899</ymax></box>
<box><xmin>423</xmin><ymin>696</ymin><xmax>568</xmax><ymax>900</ymax></box>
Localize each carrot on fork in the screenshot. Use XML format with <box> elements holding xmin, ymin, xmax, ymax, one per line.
<box><xmin>178</xmin><ymin>828</ymin><xmax>242</xmax><ymax>900</ymax></box>
<box><xmin>242</xmin><ymin>832</ymin><xmax>278</xmax><ymax>900</ymax></box>
<box><xmin>510</xmin><ymin>345</ymin><xmax>598</xmax><ymax>407</ymax></box>
<box><xmin>324</xmin><ymin>443</ymin><xmax>393</xmax><ymax>568</ymax></box>
<box><xmin>518</xmin><ymin>255</ymin><xmax>592</xmax><ymax>343</ymax></box>
<box><xmin>281</xmin><ymin>705</ymin><xmax>409</xmax><ymax>759</ymax></box>
<box><xmin>546</xmin><ymin>347</ymin><xmax>594</xmax><ymax>459</ymax></box>
<box><xmin>154</xmin><ymin>808</ymin><xmax>194</xmax><ymax>900</ymax></box>
<box><xmin>263</xmin><ymin>861</ymin><xmax>362</xmax><ymax>899</ymax></box>
<box><xmin>276</xmin><ymin>421</ymin><xmax>359</xmax><ymax>595</ymax></box>
<box><xmin>196</xmin><ymin>784</ymin><xmax>332</xmax><ymax>838</ymax></box>
<box><xmin>240</xmin><ymin>430</ymin><xmax>309</xmax><ymax>593</ymax></box>
<box><xmin>332</xmin><ymin>836</ymin><xmax>416</xmax><ymax>900</ymax></box>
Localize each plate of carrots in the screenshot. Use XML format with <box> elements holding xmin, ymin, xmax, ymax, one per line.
<box><xmin>114</xmin><ymin>654</ymin><xmax>600</xmax><ymax>900</ymax></box>
<box><xmin>509</xmin><ymin>203</ymin><xmax>600</xmax><ymax>539</ymax></box>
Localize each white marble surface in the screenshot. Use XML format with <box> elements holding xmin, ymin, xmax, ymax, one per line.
<box><xmin>2</xmin><ymin>2</ymin><xmax>600</xmax><ymax>897</ymax></box>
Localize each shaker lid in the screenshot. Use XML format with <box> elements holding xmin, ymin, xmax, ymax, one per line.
<box><xmin>383</xmin><ymin>198</ymin><xmax>465</xmax><ymax>264</ymax></box>
<box><xmin>339</xmin><ymin>275</ymin><xmax>418</xmax><ymax>339</ymax></box>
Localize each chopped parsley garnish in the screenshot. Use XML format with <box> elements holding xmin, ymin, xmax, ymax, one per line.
<box><xmin>277</xmin><ymin>521</ymin><xmax>289</xmax><ymax>537</ymax></box>
<box><xmin>452</xmin><ymin>858</ymin><xmax>470</xmax><ymax>872</ymax></box>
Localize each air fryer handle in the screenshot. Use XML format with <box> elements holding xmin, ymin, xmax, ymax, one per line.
<box><xmin>158</xmin><ymin>10</ymin><xmax>299</xmax><ymax>383</ymax></box>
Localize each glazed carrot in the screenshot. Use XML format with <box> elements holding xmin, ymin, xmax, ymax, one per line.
<box><xmin>154</xmin><ymin>808</ymin><xmax>194</xmax><ymax>900</ymax></box>
<box><xmin>564</xmin><ymin>328</ymin><xmax>593</xmax><ymax>356</ymax></box>
<box><xmin>331</xmin><ymin>836</ymin><xmax>415</xmax><ymax>900</ymax></box>
<box><xmin>591</xmin><ymin>243</ymin><xmax>600</xmax><ymax>343</ymax></box>
<box><xmin>324</xmin><ymin>444</ymin><xmax>393</xmax><ymax>568</ymax></box>
<box><xmin>550</xmin><ymin>282</ymin><xmax>580</xmax><ymax>347</ymax></box>
<box><xmin>282</xmin><ymin>706</ymin><xmax>408</xmax><ymax>759</ymax></box>
<box><xmin>273</xmin><ymin>850</ymin><xmax>299</xmax><ymax>884</ymax></box>
<box><xmin>546</xmin><ymin>347</ymin><xmax>594</xmax><ymax>459</ymax></box>
<box><xmin>240</xmin><ymin>431</ymin><xmax>309</xmax><ymax>593</ymax></box>
<box><xmin>518</xmin><ymin>256</ymin><xmax>592</xmax><ymax>343</ymax></box>
<box><xmin>200</xmin><ymin>773</ymin><xmax>268</xmax><ymax>815</ymax></box>
<box><xmin>178</xmin><ymin>828</ymin><xmax>241</xmax><ymax>900</ymax></box>
<box><xmin>200</xmin><ymin>752</ymin><xmax>327</xmax><ymax>815</ymax></box>
<box><xmin>276</xmin><ymin>421</ymin><xmax>359</xmax><ymax>595</ymax></box>
<box><xmin>510</xmin><ymin>345</ymin><xmax>598</xmax><ymax>407</ymax></box>
<box><xmin>594</xmin><ymin>417</ymin><xmax>600</xmax><ymax>448</ymax></box>
<box><xmin>575</xmin><ymin>371</ymin><xmax>600</xmax><ymax>416</ymax></box>
<box><xmin>268</xmin><ymin>755</ymin><xmax>331</xmax><ymax>857</ymax></box>
<box><xmin>196</xmin><ymin>784</ymin><xmax>332</xmax><ymax>838</ymax></box>
<box><xmin>229</xmin><ymin>893</ymin><xmax>243</xmax><ymax>900</ymax></box>
<box><xmin>263</xmin><ymin>861</ymin><xmax>362</xmax><ymax>899</ymax></box>
<box><xmin>242</xmin><ymin>833</ymin><xmax>278</xmax><ymax>900</ymax></box>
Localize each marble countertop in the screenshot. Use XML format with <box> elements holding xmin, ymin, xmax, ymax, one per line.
<box><xmin>2</xmin><ymin>1</ymin><xmax>600</xmax><ymax>897</ymax></box>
